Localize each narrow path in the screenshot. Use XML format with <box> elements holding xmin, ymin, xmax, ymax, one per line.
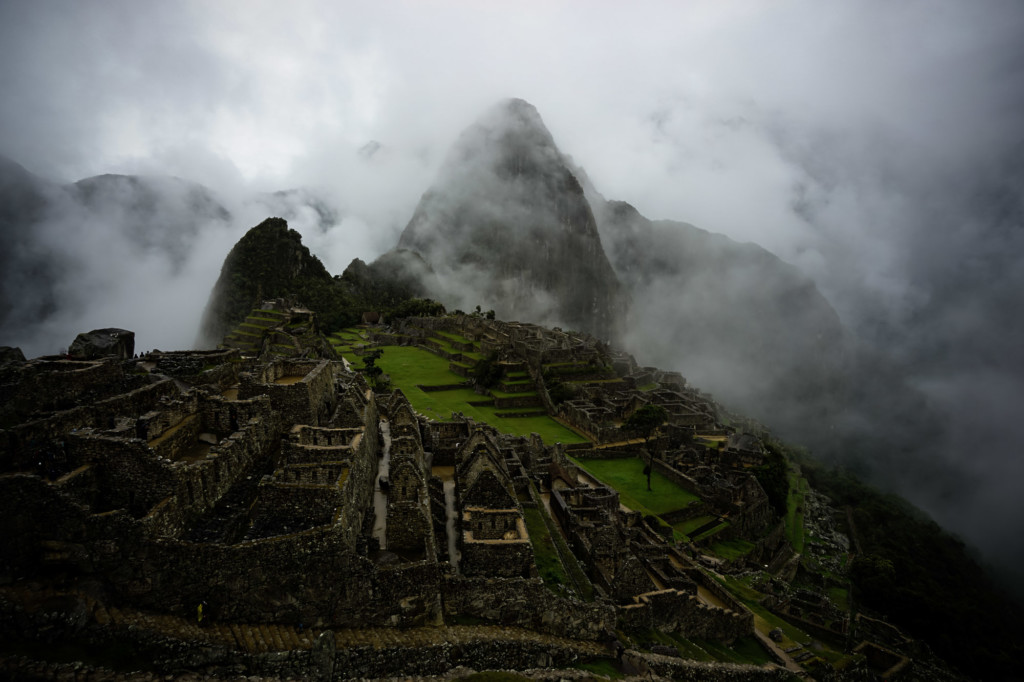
<box><xmin>372</xmin><ymin>419</ymin><xmax>391</xmax><ymax>549</ymax></box>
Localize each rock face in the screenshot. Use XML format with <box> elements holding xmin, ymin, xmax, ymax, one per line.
<box><xmin>198</xmin><ymin>217</ymin><xmax>336</xmax><ymax>345</ymax></box>
<box><xmin>393</xmin><ymin>98</ymin><xmax>624</xmax><ymax>341</ymax></box>
<box><xmin>0</xmin><ymin>346</ymin><xmax>26</xmax><ymax>365</ymax></box>
<box><xmin>68</xmin><ymin>328</ymin><xmax>135</xmax><ymax>359</ymax></box>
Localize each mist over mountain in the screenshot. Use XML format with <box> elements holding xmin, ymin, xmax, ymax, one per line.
<box><xmin>393</xmin><ymin>99</ymin><xmax>623</xmax><ymax>340</ymax></box>
<box><xmin>591</xmin><ymin>197</ymin><xmax>845</xmax><ymax>435</ymax></box>
<box><xmin>0</xmin><ymin>157</ymin><xmax>237</xmax><ymax>355</ymax></box>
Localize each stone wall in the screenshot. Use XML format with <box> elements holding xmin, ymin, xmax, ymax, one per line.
<box><xmin>440</xmin><ymin>575</ymin><xmax>615</xmax><ymax>641</ymax></box>
<box><xmin>623</xmin><ymin>651</ymin><xmax>790</xmax><ymax>681</ymax></box>
<box><xmin>617</xmin><ymin>589</ymin><xmax>752</xmax><ymax>642</ymax></box>
<box><xmin>651</xmin><ymin>457</ymin><xmax>703</xmax><ymax>497</ymax></box>
<box><xmin>239</xmin><ymin>359</ymin><xmax>336</xmax><ymax>427</ymax></box>
<box><xmin>461</xmin><ymin>508</ymin><xmax>533</xmax><ymax>578</ymax></box>
<box><xmin>199</xmin><ymin>393</ymin><xmax>272</xmax><ymax>439</ymax></box>
<box><xmin>255</xmin><ymin>481</ymin><xmax>342</xmax><ymax>527</ymax></box>
<box><xmin>66</xmin><ymin>430</ymin><xmax>177</xmax><ymax>517</ymax></box>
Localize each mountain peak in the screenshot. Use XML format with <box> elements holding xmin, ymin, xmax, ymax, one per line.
<box><xmin>393</xmin><ymin>99</ymin><xmax>623</xmax><ymax>340</ymax></box>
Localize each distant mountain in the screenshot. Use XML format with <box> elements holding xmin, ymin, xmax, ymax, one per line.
<box><xmin>0</xmin><ymin>155</ymin><xmax>63</xmax><ymax>330</ymax></box>
<box><xmin>198</xmin><ymin>217</ymin><xmax>434</xmax><ymax>346</ymax></box>
<box><xmin>379</xmin><ymin>99</ymin><xmax>847</xmax><ymax>437</ymax></box>
<box><xmin>591</xmin><ymin>198</ymin><xmax>846</xmax><ymax>435</ymax></box>
<box><xmin>0</xmin><ymin>158</ymin><xmax>232</xmax><ymax>349</ymax></box>
<box><xmin>70</xmin><ymin>173</ymin><xmax>230</xmax><ymax>267</ymax></box>
<box><xmin>393</xmin><ymin>98</ymin><xmax>624</xmax><ymax>340</ymax></box>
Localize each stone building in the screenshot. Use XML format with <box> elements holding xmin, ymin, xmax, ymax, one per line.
<box><xmin>454</xmin><ymin>429</ymin><xmax>534</xmax><ymax>578</ymax></box>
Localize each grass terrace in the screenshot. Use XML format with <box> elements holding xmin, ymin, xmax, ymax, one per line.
<box><xmin>708</xmin><ymin>538</ymin><xmax>756</xmax><ymax>561</ymax></box>
<box><xmin>374</xmin><ymin>345</ymin><xmax>587</xmax><ymax>444</ymax></box>
<box><xmin>329</xmin><ymin>329</ymin><xmax>372</xmax><ymax>363</ymax></box>
<box><xmin>570</xmin><ymin>456</ymin><xmax>700</xmax><ymax>517</ymax></box>
<box><xmin>673</xmin><ymin>515</ymin><xmax>716</xmax><ymax>537</ymax></box>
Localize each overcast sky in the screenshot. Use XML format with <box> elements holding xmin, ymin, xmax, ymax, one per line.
<box><xmin>2</xmin><ymin>0</ymin><xmax>1024</xmax><ymax>585</ymax></box>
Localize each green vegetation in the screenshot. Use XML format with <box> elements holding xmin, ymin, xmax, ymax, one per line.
<box><xmin>360</xmin><ymin>348</ymin><xmax>386</xmax><ymax>390</ymax></box>
<box><xmin>753</xmin><ymin>441</ymin><xmax>789</xmax><ymax>516</ymax></box>
<box><xmin>571</xmin><ymin>456</ymin><xmax>699</xmax><ymax>516</ymax></box>
<box><xmin>374</xmin><ymin>345</ymin><xmax>587</xmax><ymax>444</ymax></box>
<box><xmin>623</xmin><ymin>403</ymin><xmax>669</xmax><ymax>491</ymax></box>
<box><xmin>673</xmin><ymin>515</ymin><xmax>716</xmax><ymax>537</ymax></box>
<box><xmin>571</xmin><ymin>658</ymin><xmax>622</xmax><ymax>679</ymax></box>
<box><xmin>624</xmin><ymin>629</ymin><xmax>773</xmax><ymax>667</ymax></box>
<box><xmin>522</xmin><ymin>505</ymin><xmax>571</xmax><ymax>594</ymax></box>
<box><xmin>472</xmin><ymin>351</ymin><xmax>504</xmax><ymax>389</ymax></box>
<box><xmin>707</xmin><ymin>538</ymin><xmax>755</xmax><ymax>560</ymax></box>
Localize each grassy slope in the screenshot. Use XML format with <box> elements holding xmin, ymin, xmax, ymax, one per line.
<box><xmin>374</xmin><ymin>345</ymin><xmax>587</xmax><ymax>444</ymax></box>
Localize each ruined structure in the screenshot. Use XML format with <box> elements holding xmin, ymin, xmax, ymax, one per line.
<box><xmin>0</xmin><ymin>310</ymin><xmax>924</xmax><ymax>679</ymax></box>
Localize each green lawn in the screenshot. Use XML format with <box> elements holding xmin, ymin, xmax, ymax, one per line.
<box><xmin>570</xmin><ymin>456</ymin><xmax>700</xmax><ymax>516</ymax></box>
<box><xmin>708</xmin><ymin>538</ymin><xmax>756</xmax><ymax>560</ymax></box>
<box><xmin>374</xmin><ymin>345</ymin><xmax>587</xmax><ymax>444</ymax></box>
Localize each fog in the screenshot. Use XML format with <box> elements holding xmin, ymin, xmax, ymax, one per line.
<box><xmin>1</xmin><ymin>1</ymin><xmax>1023</xmax><ymax>588</ymax></box>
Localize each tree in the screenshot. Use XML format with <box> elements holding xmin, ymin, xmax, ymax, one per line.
<box><xmin>472</xmin><ymin>352</ymin><xmax>503</xmax><ymax>389</ymax></box>
<box><xmin>624</xmin><ymin>404</ymin><xmax>668</xmax><ymax>491</ymax></box>
<box><xmin>361</xmin><ymin>348</ymin><xmax>385</xmax><ymax>389</ymax></box>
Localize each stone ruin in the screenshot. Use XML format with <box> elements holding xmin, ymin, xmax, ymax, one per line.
<box><xmin>0</xmin><ymin>316</ymin><xmax>816</xmax><ymax>679</ymax></box>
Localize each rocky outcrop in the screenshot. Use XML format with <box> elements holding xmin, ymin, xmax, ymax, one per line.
<box><xmin>198</xmin><ymin>218</ymin><xmax>336</xmax><ymax>345</ymax></box>
<box><xmin>68</xmin><ymin>328</ymin><xmax>135</xmax><ymax>360</ymax></box>
<box><xmin>0</xmin><ymin>346</ymin><xmax>25</xmax><ymax>365</ymax></box>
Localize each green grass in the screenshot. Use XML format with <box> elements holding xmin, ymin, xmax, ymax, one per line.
<box><xmin>827</xmin><ymin>586</ymin><xmax>850</xmax><ymax>612</ymax></box>
<box><xmin>673</xmin><ymin>515</ymin><xmax>716</xmax><ymax>536</ymax></box>
<box><xmin>570</xmin><ymin>457</ymin><xmax>700</xmax><ymax>516</ymax></box>
<box><xmin>455</xmin><ymin>673</ymin><xmax>533</xmax><ymax>682</ymax></box>
<box><xmin>489</xmin><ymin>388</ymin><xmax>539</xmax><ymax>398</ymax></box>
<box><xmin>572</xmin><ymin>658</ymin><xmax>623</xmax><ymax>679</ymax></box>
<box><xmin>522</xmin><ymin>505</ymin><xmax>571</xmax><ymax>593</ymax></box>
<box><xmin>374</xmin><ymin>345</ymin><xmax>587</xmax><ymax>444</ymax></box>
<box><xmin>434</xmin><ymin>330</ymin><xmax>474</xmax><ymax>345</ymax></box>
<box><xmin>692</xmin><ymin>522</ymin><xmax>730</xmax><ymax>543</ymax></box>
<box><xmin>724</xmin><ymin>635</ymin><xmax>775</xmax><ymax>665</ymax></box>
<box><xmin>708</xmin><ymin>538</ymin><xmax>755</xmax><ymax>560</ymax></box>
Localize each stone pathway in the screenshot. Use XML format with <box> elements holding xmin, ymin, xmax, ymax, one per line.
<box><xmin>91</xmin><ymin>598</ymin><xmax>607</xmax><ymax>656</ymax></box>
